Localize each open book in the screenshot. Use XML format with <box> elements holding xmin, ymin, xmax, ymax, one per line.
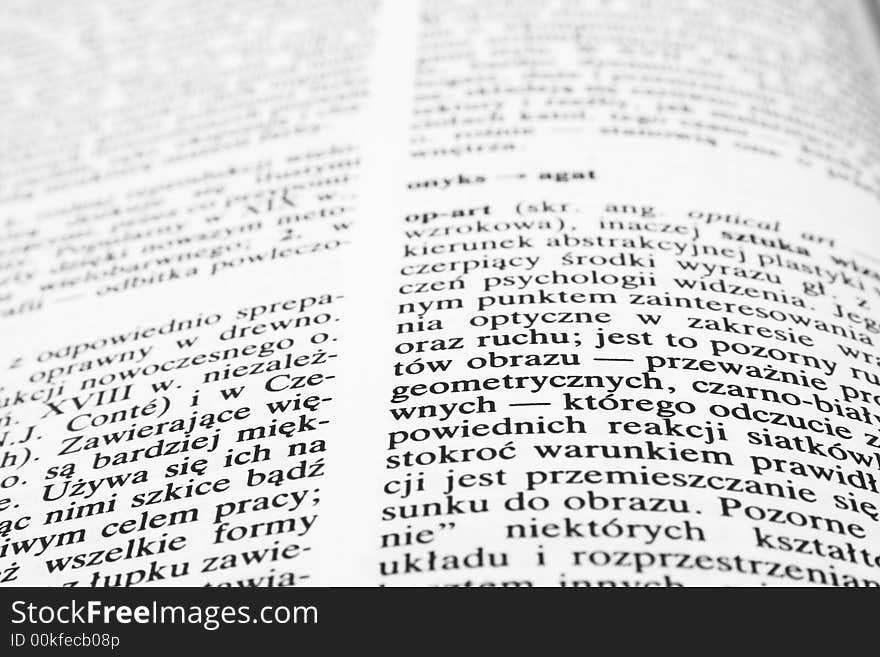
<box><xmin>2</xmin><ymin>0</ymin><xmax>880</xmax><ymax>587</ymax></box>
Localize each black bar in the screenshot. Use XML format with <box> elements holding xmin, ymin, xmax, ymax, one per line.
<box><xmin>0</xmin><ymin>587</ymin><xmax>871</xmax><ymax>652</ymax></box>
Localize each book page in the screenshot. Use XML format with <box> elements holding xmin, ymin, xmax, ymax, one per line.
<box><xmin>356</xmin><ymin>0</ymin><xmax>880</xmax><ymax>586</ymax></box>
<box><xmin>0</xmin><ymin>0</ymin><xmax>388</xmax><ymax>586</ymax></box>
<box><xmin>2</xmin><ymin>0</ymin><xmax>880</xmax><ymax>587</ymax></box>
